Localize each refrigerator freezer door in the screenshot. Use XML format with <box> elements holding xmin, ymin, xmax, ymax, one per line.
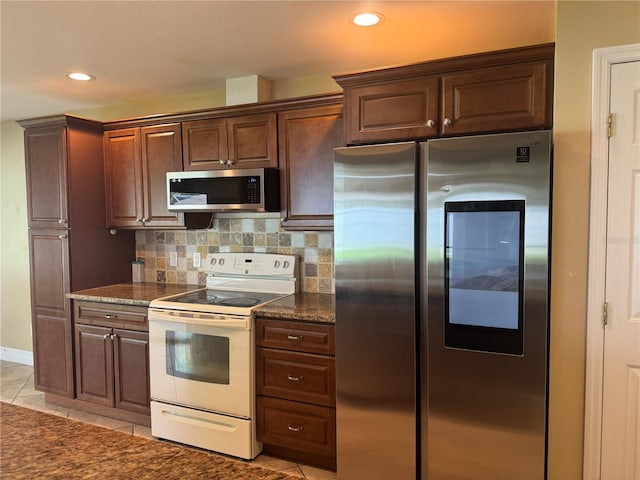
<box><xmin>334</xmin><ymin>142</ymin><xmax>417</xmax><ymax>480</ymax></box>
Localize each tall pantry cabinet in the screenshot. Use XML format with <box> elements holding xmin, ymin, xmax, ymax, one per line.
<box><xmin>18</xmin><ymin>115</ymin><xmax>135</xmax><ymax>398</ymax></box>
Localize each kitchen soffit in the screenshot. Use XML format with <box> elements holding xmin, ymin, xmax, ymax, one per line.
<box><xmin>0</xmin><ymin>1</ymin><xmax>555</xmax><ymax>122</ymax></box>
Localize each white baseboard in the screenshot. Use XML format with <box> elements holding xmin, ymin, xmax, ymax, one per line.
<box><xmin>0</xmin><ymin>347</ymin><xmax>34</xmax><ymax>366</ymax></box>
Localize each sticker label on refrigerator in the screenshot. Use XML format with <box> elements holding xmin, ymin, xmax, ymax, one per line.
<box><xmin>515</xmin><ymin>146</ymin><xmax>531</xmax><ymax>163</ymax></box>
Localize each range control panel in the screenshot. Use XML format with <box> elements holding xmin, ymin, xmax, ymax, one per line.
<box><xmin>204</xmin><ymin>253</ymin><xmax>296</xmax><ymax>277</ymax></box>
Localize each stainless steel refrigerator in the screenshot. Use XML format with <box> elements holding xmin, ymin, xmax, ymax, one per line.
<box><xmin>334</xmin><ymin>131</ymin><xmax>551</xmax><ymax>480</ymax></box>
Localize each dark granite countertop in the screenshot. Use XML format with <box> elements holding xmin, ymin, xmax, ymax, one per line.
<box><xmin>67</xmin><ymin>283</ymin><xmax>335</xmax><ymax>324</ymax></box>
<box><xmin>67</xmin><ymin>282</ymin><xmax>201</xmax><ymax>307</ymax></box>
<box><xmin>254</xmin><ymin>292</ymin><xmax>335</xmax><ymax>324</ymax></box>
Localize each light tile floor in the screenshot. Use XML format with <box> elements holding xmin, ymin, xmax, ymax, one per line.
<box><xmin>0</xmin><ymin>360</ymin><xmax>336</xmax><ymax>480</ymax></box>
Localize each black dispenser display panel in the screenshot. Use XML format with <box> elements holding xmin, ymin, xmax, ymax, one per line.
<box><xmin>444</xmin><ymin>200</ymin><xmax>525</xmax><ymax>355</ymax></box>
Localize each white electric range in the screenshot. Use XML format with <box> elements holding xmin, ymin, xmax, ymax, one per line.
<box><xmin>148</xmin><ymin>252</ymin><xmax>297</xmax><ymax>459</ymax></box>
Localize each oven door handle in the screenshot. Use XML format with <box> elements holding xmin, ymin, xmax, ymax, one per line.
<box><xmin>148</xmin><ymin>308</ymin><xmax>250</xmax><ymax>329</ymax></box>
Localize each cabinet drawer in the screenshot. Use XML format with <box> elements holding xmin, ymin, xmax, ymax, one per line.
<box><xmin>257</xmin><ymin>396</ymin><xmax>335</xmax><ymax>459</ymax></box>
<box><xmin>74</xmin><ymin>301</ymin><xmax>148</xmax><ymax>331</ymax></box>
<box><xmin>255</xmin><ymin>318</ymin><xmax>335</xmax><ymax>355</ymax></box>
<box><xmin>257</xmin><ymin>348</ymin><xmax>335</xmax><ymax>406</ymax></box>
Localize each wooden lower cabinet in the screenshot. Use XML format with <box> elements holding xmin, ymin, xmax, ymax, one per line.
<box><xmin>28</xmin><ymin>230</ymin><xmax>73</xmax><ymax>397</ymax></box>
<box><xmin>73</xmin><ymin>301</ymin><xmax>150</xmax><ymax>424</ymax></box>
<box><xmin>256</xmin><ymin>318</ymin><xmax>336</xmax><ymax>470</ymax></box>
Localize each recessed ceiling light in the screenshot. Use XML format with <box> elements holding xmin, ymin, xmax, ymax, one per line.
<box><xmin>65</xmin><ymin>72</ymin><xmax>95</xmax><ymax>81</ymax></box>
<box><xmin>353</xmin><ymin>12</ymin><xmax>383</xmax><ymax>27</ymax></box>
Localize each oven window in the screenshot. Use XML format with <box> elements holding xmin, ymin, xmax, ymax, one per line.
<box><xmin>165</xmin><ymin>331</ymin><xmax>230</xmax><ymax>384</ymax></box>
<box><xmin>444</xmin><ymin>200</ymin><xmax>525</xmax><ymax>355</ymax></box>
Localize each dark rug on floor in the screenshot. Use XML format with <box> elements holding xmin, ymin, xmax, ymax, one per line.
<box><xmin>0</xmin><ymin>402</ymin><xmax>298</xmax><ymax>479</ymax></box>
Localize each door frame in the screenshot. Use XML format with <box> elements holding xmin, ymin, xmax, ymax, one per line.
<box><xmin>583</xmin><ymin>42</ymin><xmax>640</xmax><ymax>479</ymax></box>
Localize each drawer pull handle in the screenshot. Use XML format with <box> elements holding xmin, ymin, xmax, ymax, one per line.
<box><xmin>287</xmin><ymin>334</ymin><xmax>303</xmax><ymax>341</ymax></box>
<box><xmin>104</xmin><ymin>314</ymin><xmax>117</xmax><ymax>319</ymax></box>
<box><xmin>287</xmin><ymin>374</ymin><xmax>303</xmax><ymax>382</ymax></box>
<box><xmin>288</xmin><ymin>424</ymin><xmax>304</xmax><ymax>433</ymax></box>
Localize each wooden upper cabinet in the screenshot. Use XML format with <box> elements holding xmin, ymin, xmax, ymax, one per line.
<box><xmin>140</xmin><ymin>124</ymin><xmax>184</xmax><ymax>228</ymax></box>
<box><xmin>335</xmin><ymin>43</ymin><xmax>554</xmax><ymax>144</ymax></box>
<box><xmin>104</xmin><ymin>128</ymin><xmax>142</xmax><ymax>227</ymax></box>
<box><xmin>182</xmin><ymin>112</ymin><xmax>277</xmax><ymax>170</ymax></box>
<box><xmin>344</xmin><ymin>77</ymin><xmax>438</xmax><ymax>144</ymax></box>
<box><xmin>105</xmin><ymin>123</ymin><xmax>184</xmax><ymax>229</ymax></box>
<box><xmin>278</xmin><ymin>103</ymin><xmax>345</xmax><ymax>230</ymax></box>
<box><xmin>441</xmin><ymin>62</ymin><xmax>549</xmax><ymax>135</ymax></box>
<box><xmin>24</xmin><ymin>124</ymin><xmax>69</xmax><ymax>228</ymax></box>
<box><xmin>227</xmin><ymin>113</ymin><xmax>278</xmax><ymax>168</ymax></box>
<box><xmin>181</xmin><ymin>118</ymin><xmax>228</xmax><ymax>170</ymax></box>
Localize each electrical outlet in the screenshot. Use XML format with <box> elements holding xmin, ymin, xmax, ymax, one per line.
<box><xmin>169</xmin><ymin>251</ymin><xmax>177</xmax><ymax>267</ymax></box>
<box><xmin>193</xmin><ymin>252</ymin><xmax>201</xmax><ymax>268</ymax></box>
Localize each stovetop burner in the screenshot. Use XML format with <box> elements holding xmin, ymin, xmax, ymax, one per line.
<box><xmin>169</xmin><ymin>289</ymin><xmax>282</xmax><ymax>309</ymax></box>
<box><xmin>148</xmin><ymin>253</ymin><xmax>298</xmax><ymax>315</ymax></box>
<box><xmin>218</xmin><ymin>297</ymin><xmax>262</xmax><ymax>307</ymax></box>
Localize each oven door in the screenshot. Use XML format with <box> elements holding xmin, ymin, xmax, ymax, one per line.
<box><xmin>148</xmin><ymin>308</ymin><xmax>253</xmax><ymax>418</ymax></box>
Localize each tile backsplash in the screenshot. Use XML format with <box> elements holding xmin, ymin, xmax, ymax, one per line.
<box><xmin>134</xmin><ymin>215</ymin><xmax>334</xmax><ymax>293</ymax></box>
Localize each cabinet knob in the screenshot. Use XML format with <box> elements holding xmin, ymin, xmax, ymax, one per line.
<box><xmin>287</xmin><ymin>334</ymin><xmax>303</xmax><ymax>342</ymax></box>
<box><xmin>142</xmin><ymin>217</ymin><xmax>149</xmax><ymax>223</ymax></box>
<box><xmin>103</xmin><ymin>334</ymin><xmax>110</xmax><ymax>340</ymax></box>
<box><xmin>287</xmin><ymin>424</ymin><xmax>304</xmax><ymax>433</ymax></box>
<box><xmin>104</xmin><ymin>314</ymin><xmax>117</xmax><ymax>319</ymax></box>
<box><xmin>58</xmin><ymin>234</ymin><xmax>67</xmax><ymax>239</ymax></box>
<box><xmin>58</xmin><ymin>219</ymin><xmax>66</xmax><ymax>224</ymax></box>
<box><xmin>426</xmin><ymin>119</ymin><xmax>435</xmax><ymax>128</ymax></box>
<box><xmin>443</xmin><ymin>118</ymin><xmax>453</xmax><ymax>127</ymax></box>
<box><xmin>287</xmin><ymin>374</ymin><xmax>303</xmax><ymax>382</ymax></box>
<box><xmin>136</xmin><ymin>217</ymin><xmax>142</xmax><ymax>222</ymax></box>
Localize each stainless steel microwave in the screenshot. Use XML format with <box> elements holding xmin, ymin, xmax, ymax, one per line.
<box><xmin>166</xmin><ymin>168</ymin><xmax>280</xmax><ymax>212</ymax></box>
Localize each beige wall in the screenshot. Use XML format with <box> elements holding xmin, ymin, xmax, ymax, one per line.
<box><xmin>0</xmin><ymin>120</ymin><xmax>33</xmax><ymax>352</ymax></box>
<box><xmin>1</xmin><ymin>0</ymin><xmax>639</xmax><ymax>476</ymax></box>
<box><xmin>550</xmin><ymin>1</ymin><xmax>640</xmax><ymax>479</ymax></box>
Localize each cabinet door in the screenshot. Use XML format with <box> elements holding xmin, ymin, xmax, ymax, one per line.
<box><xmin>29</xmin><ymin>230</ymin><xmax>74</xmax><ymax>397</ymax></box>
<box><xmin>227</xmin><ymin>113</ymin><xmax>278</xmax><ymax>168</ymax></box>
<box><xmin>140</xmin><ymin>124</ymin><xmax>184</xmax><ymax>228</ymax></box>
<box><xmin>181</xmin><ymin>118</ymin><xmax>228</xmax><ymax>170</ymax></box>
<box><xmin>104</xmin><ymin>128</ymin><xmax>143</xmax><ymax>227</ymax></box>
<box><xmin>441</xmin><ymin>62</ymin><xmax>550</xmax><ymax>135</ymax></box>
<box><xmin>113</xmin><ymin>329</ymin><xmax>150</xmax><ymax>415</ymax></box>
<box><xmin>75</xmin><ymin>324</ymin><xmax>114</xmax><ymax>406</ymax></box>
<box><xmin>24</xmin><ymin>125</ymin><xmax>68</xmax><ymax>229</ymax></box>
<box><xmin>344</xmin><ymin>77</ymin><xmax>439</xmax><ymax>144</ymax></box>
<box><xmin>278</xmin><ymin>105</ymin><xmax>344</xmax><ymax>230</ymax></box>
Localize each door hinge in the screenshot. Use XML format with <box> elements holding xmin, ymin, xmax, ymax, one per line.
<box><xmin>607</xmin><ymin>113</ymin><xmax>614</xmax><ymax>138</ymax></box>
<box><xmin>603</xmin><ymin>301</ymin><xmax>609</xmax><ymax>326</ymax></box>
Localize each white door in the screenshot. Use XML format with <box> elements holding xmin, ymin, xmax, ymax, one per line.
<box><xmin>600</xmin><ymin>60</ymin><xmax>640</xmax><ymax>479</ymax></box>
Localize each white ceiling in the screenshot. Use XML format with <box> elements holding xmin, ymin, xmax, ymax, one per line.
<box><xmin>0</xmin><ymin>1</ymin><xmax>556</xmax><ymax>122</ymax></box>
